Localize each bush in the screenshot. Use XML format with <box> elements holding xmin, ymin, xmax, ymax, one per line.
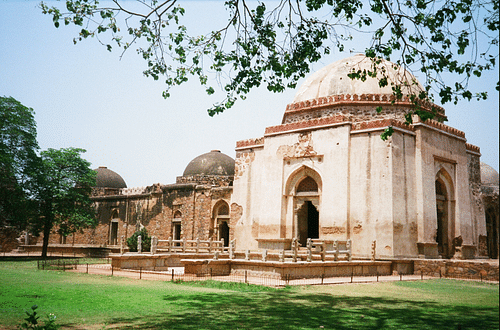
<box><xmin>126</xmin><ymin>228</ymin><xmax>151</xmax><ymax>252</ymax></box>
<box><xmin>19</xmin><ymin>305</ymin><xmax>58</xmax><ymax>330</ymax></box>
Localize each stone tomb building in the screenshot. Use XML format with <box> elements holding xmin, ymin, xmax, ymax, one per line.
<box><xmin>49</xmin><ymin>55</ymin><xmax>498</xmax><ymax>260</ymax></box>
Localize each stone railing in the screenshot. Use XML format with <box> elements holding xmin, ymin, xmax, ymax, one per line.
<box><xmin>149</xmin><ymin>237</ymin><xmax>227</xmax><ymax>255</ymax></box>
<box><xmin>307</xmin><ymin>239</ymin><xmax>352</xmax><ymax>262</ymax></box>
<box><xmin>230</xmin><ymin>238</ymin><xmax>352</xmax><ymax>263</ymax></box>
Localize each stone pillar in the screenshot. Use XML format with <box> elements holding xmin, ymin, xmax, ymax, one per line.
<box><xmin>137</xmin><ymin>235</ymin><xmax>142</xmax><ymax>253</ymax></box>
<box><xmin>307</xmin><ymin>238</ymin><xmax>312</xmax><ymax>262</ymax></box>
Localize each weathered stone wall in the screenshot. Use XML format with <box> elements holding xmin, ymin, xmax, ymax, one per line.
<box><xmin>35</xmin><ymin>178</ymin><xmax>234</xmax><ymax>249</ymax></box>
<box><xmin>414</xmin><ymin>259</ymin><xmax>499</xmax><ymax>281</ymax></box>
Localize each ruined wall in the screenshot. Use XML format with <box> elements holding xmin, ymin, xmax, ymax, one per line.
<box><xmin>414</xmin><ymin>259</ymin><xmax>499</xmax><ymax>281</ymax></box>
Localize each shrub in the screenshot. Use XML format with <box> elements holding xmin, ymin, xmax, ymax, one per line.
<box><xmin>126</xmin><ymin>228</ymin><xmax>151</xmax><ymax>252</ymax></box>
<box><xmin>19</xmin><ymin>305</ymin><xmax>58</xmax><ymax>330</ymax></box>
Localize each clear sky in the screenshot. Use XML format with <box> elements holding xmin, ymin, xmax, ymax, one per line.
<box><xmin>1</xmin><ymin>1</ymin><xmax>498</xmax><ymax>188</ymax></box>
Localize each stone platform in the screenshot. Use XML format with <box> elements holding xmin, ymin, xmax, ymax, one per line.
<box><xmin>110</xmin><ymin>253</ymin><xmax>413</xmax><ymax>279</ymax></box>
<box><xmin>110</xmin><ymin>253</ymin><xmax>226</xmax><ymax>270</ymax></box>
<box><xmin>182</xmin><ymin>259</ymin><xmax>403</xmax><ymax>279</ymax></box>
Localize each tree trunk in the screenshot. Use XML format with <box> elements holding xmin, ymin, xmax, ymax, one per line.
<box><xmin>41</xmin><ymin>214</ymin><xmax>52</xmax><ymax>259</ymax></box>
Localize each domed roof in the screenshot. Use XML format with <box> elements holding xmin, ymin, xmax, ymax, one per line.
<box><xmin>293</xmin><ymin>54</ymin><xmax>423</xmax><ymax>103</ymax></box>
<box><xmin>183</xmin><ymin>150</ymin><xmax>235</xmax><ymax>176</ymax></box>
<box><xmin>94</xmin><ymin>166</ymin><xmax>127</xmax><ymax>189</ymax></box>
<box><xmin>480</xmin><ymin>162</ymin><xmax>499</xmax><ymax>186</ymax></box>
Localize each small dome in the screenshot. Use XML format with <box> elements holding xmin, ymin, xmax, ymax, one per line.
<box><xmin>481</xmin><ymin>162</ymin><xmax>499</xmax><ymax>187</ymax></box>
<box><xmin>94</xmin><ymin>166</ymin><xmax>127</xmax><ymax>188</ymax></box>
<box><xmin>293</xmin><ymin>54</ymin><xmax>423</xmax><ymax>103</ymax></box>
<box><xmin>183</xmin><ymin>150</ymin><xmax>235</xmax><ymax>176</ymax></box>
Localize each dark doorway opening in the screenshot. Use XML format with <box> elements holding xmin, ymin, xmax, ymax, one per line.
<box><xmin>486</xmin><ymin>208</ymin><xmax>498</xmax><ymax>259</ymax></box>
<box><xmin>435</xmin><ymin>179</ymin><xmax>449</xmax><ymax>257</ymax></box>
<box><xmin>219</xmin><ymin>221</ymin><xmax>229</xmax><ymax>247</ymax></box>
<box><xmin>173</xmin><ymin>223</ymin><xmax>181</xmax><ymax>244</ymax></box>
<box><xmin>298</xmin><ymin>201</ymin><xmax>319</xmax><ymax>246</ymax></box>
<box><xmin>110</xmin><ymin>222</ymin><xmax>118</xmax><ymax>245</ymax></box>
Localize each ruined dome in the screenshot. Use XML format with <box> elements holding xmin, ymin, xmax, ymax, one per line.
<box><xmin>94</xmin><ymin>166</ymin><xmax>127</xmax><ymax>188</ymax></box>
<box><xmin>183</xmin><ymin>150</ymin><xmax>235</xmax><ymax>176</ymax></box>
<box><xmin>481</xmin><ymin>162</ymin><xmax>499</xmax><ymax>187</ymax></box>
<box><xmin>293</xmin><ymin>54</ymin><xmax>423</xmax><ymax>103</ymax></box>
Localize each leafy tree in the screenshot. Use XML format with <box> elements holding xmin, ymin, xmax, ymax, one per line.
<box><xmin>0</xmin><ymin>96</ymin><xmax>39</xmax><ymax>231</ymax></box>
<box><xmin>28</xmin><ymin>147</ymin><xmax>97</xmax><ymax>258</ymax></box>
<box><xmin>40</xmin><ymin>0</ymin><xmax>498</xmax><ymax>123</ymax></box>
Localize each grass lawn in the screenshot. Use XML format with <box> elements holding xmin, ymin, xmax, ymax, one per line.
<box><xmin>0</xmin><ymin>260</ymin><xmax>498</xmax><ymax>329</ymax></box>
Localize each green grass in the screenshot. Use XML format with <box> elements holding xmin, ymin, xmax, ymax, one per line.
<box><xmin>0</xmin><ymin>260</ymin><xmax>498</xmax><ymax>329</ymax></box>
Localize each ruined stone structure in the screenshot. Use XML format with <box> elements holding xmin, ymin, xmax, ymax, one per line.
<box><xmin>45</xmin><ymin>55</ymin><xmax>498</xmax><ymax>260</ymax></box>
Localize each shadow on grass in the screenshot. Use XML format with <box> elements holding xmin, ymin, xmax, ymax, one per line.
<box><xmin>96</xmin><ymin>290</ymin><xmax>498</xmax><ymax>330</ymax></box>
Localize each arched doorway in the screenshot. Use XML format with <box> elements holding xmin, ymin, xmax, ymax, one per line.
<box><xmin>172</xmin><ymin>211</ymin><xmax>182</xmax><ymax>244</ymax></box>
<box><xmin>109</xmin><ymin>210</ymin><xmax>119</xmax><ymax>245</ymax></box>
<box><xmin>435</xmin><ymin>168</ymin><xmax>454</xmax><ymax>258</ymax></box>
<box><xmin>295</xmin><ymin>175</ymin><xmax>320</xmax><ymax>246</ymax></box>
<box><xmin>486</xmin><ymin>207</ymin><xmax>498</xmax><ymax>259</ymax></box>
<box><xmin>435</xmin><ymin>179</ymin><xmax>448</xmax><ymax>256</ymax></box>
<box><xmin>213</xmin><ymin>201</ymin><xmax>230</xmax><ymax>246</ymax></box>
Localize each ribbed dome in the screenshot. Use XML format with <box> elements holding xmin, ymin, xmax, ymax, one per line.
<box><xmin>481</xmin><ymin>162</ymin><xmax>499</xmax><ymax>186</ymax></box>
<box><xmin>183</xmin><ymin>150</ymin><xmax>235</xmax><ymax>176</ymax></box>
<box><xmin>293</xmin><ymin>54</ymin><xmax>423</xmax><ymax>103</ymax></box>
<box><xmin>94</xmin><ymin>166</ymin><xmax>127</xmax><ymax>188</ymax></box>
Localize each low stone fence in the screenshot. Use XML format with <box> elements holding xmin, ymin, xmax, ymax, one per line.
<box><xmin>150</xmin><ymin>237</ymin><xmax>226</xmax><ymax>254</ymax></box>
<box><xmin>230</xmin><ymin>238</ymin><xmax>352</xmax><ymax>263</ymax></box>
<box><xmin>414</xmin><ymin>259</ymin><xmax>499</xmax><ymax>281</ymax></box>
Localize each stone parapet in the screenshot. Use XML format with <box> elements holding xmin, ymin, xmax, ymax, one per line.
<box><xmin>285</xmin><ymin>94</ymin><xmax>445</xmax><ymax>117</ymax></box>
<box><xmin>466</xmin><ymin>143</ymin><xmax>481</xmax><ymax>155</ymax></box>
<box><xmin>265</xmin><ymin>114</ymin><xmax>349</xmax><ymax>136</ymax></box>
<box><xmin>351</xmin><ymin>119</ymin><xmax>414</xmax><ymax>133</ymax></box>
<box><xmin>176</xmin><ymin>174</ymin><xmax>233</xmax><ymax>187</ymax></box>
<box><xmin>414</xmin><ymin>119</ymin><xmax>466</xmax><ymax>139</ymax></box>
<box><xmin>236</xmin><ymin>137</ymin><xmax>264</xmax><ymax>150</ymax></box>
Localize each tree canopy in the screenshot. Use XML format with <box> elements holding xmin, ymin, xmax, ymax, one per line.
<box><xmin>0</xmin><ymin>96</ymin><xmax>39</xmax><ymax>230</ymax></box>
<box><xmin>1</xmin><ymin>96</ymin><xmax>97</xmax><ymax>256</ymax></box>
<box><xmin>40</xmin><ymin>0</ymin><xmax>498</xmax><ymax>121</ymax></box>
<box><xmin>28</xmin><ymin>147</ymin><xmax>97</xmax><ymax>258</ymax></box>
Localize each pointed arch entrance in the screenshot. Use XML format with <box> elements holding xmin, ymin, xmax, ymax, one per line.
<box><xmin>285</xmin><ymin>166</ymin><xmax>322</xmax><ymax>247</ymax></box>
<box><xmin>435</xmin><ymin>168</ymin><xmax>455</xmax><ymax>258</ymax></box>
<box><xmin>212</xmin><ymin>200</ymin><xmax>230</xmax><ymax>247</ymax></box>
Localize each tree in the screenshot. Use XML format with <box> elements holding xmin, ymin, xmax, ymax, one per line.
<box><xmin>28</xmin><ymin>147</ymin><xmax>97</xmax><ymax>258</ymax></box>
<box><xmin>40</xmin><ymin>0</ymin><xmax>498</xmax><ymax>123</ymax></box>
<box><xmin>0</xmin><ymin>96</ymin><xmax>39</xmax><ymax>230</ymax></box>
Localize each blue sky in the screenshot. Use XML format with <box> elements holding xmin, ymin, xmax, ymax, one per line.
<box><xmin>1</xmin><ymin>1</ymin><xmax>498</xmax><ymax>188</ymax></box>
